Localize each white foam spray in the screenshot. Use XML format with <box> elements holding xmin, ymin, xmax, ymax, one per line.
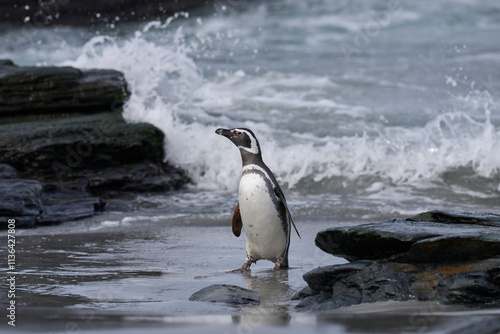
<box><xmin>63</xmin><ymin>17</ymin><xmax>500</xmax><ymax>195</ymax></box>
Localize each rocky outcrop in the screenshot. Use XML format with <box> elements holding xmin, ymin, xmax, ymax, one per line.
<box><xmin>189</xmin><ymin>284</ymin><xmax>260</xmax><ymax>306</ymax></box>
<box><xmin>0</xmin><ymin>60</ymin><xmax>190</xmax><ymax>228</ymax></box>
<box><xmin>315</xmin><ymin>211</ymin><xmax>500</xmax><ymax>262</ymax></box>
<box><xmin>295</xmin><ymin>210</ymin><xmax>500</xmax><ymax>311</ymax></box>
<box><xmin>0</xmin><ymin>59</ymin><xmax>128</xmax><ymax>115</ymax></box>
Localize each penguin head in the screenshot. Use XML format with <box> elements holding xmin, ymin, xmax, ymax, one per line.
<box><xmin>215</xmin><ymin>128</ymin><xmax>262</xmax><ymax>156</ymax></box>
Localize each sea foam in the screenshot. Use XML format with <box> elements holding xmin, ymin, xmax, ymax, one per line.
<box><xmin>63</xmin><ymin>17</ymin><xmax>500</xmax><ymax>194</ymax></box>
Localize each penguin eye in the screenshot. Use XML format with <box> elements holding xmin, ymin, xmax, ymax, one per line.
<box><xmin>235</xmin><ymin>130</ymin><xmax>242</xmax><ymax>136</ymax></box>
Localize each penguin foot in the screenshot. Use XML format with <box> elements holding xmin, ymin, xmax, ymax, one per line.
<box><xmin>273</xmin><ymin>261</ymin><xmax>289</xmax><ymax>270</ymax></box>
<box><xmin>231</xmin><ymin>259</ymin><xmax>252</xmax><ymax>272</ymax></box>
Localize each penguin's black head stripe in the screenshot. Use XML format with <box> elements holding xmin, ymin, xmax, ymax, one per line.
<box><xmin>215</xmin><ymin>128</ymin><xmax>261</xmax><ymax>155</ymax></box>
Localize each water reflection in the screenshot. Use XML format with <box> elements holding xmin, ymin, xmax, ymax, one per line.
<box><xmin>232</xmin><ymin>269</ymin><xmax>293</xmax><ymax>327</ymax></box>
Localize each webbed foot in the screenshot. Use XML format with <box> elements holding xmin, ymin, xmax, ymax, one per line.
<box><xmin>230</xmin><ymin>259</ymin><xmax>252</xmax><ymax>272</ymax></box>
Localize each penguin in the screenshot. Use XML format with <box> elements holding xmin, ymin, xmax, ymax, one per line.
<box><xmin>215</xmin><ymin>128</ymin><xmax>300</xmax><ymax>271</ymax></box>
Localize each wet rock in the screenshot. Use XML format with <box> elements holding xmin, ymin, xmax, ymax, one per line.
<box><xmin>189</xmin><ymin>284</ymin><xmax>260</xmax><ymax>306</ymax></box>
<box><xmin>85</xmin><ymin>162</ymin><xmax>189</xmax><ymax>193</ymax></box>
<box><xmin>0</xmin><ymin>60</ymin><xmax>128</xmax><ymax>115</ymax></box>
<box><xmin>0</xmin><ymin>111</ymin><xmax>190</xmax><ymax>192</ymax></box>
<box><xmin>0</xmin><ymin>163</ymin><xmax>19</xmax><ymax>179</ymax></box>
<box><xmin>315</xmin><ymin>210</ymin><xmax>500</xmax><ymax>262</ymax></box>
<box><xmin>0</xmin><ymin>112</ymin><xmax>139</xmax><ymax>172</ymax></box>
<box><xmin>0</xmin><ymin>61</ymin><xmax>191</xmax><ymax>228</ymax></box>
<box><xmin>38</xmin><ymin>180</ymin><xmax>104</xmax><ymax>226</ymax></box>
<box><xmin>0</xmin><ymin>178</ymin><xmax>43</xmax><ymax>228</ymax></box>
<box><xmin>296</xmin><ymin>211</ymin><xmax>500</xmax><ymax>311</ymax></box>
<box><xmin>409</xmin><ymin>210</ymin><xmax>500</xmax><ymax>228</ymax></box>
<box><xmin>0</xmin><ymin>178</ymin><xmax>105</xmax><ymax>228</ymax></box>
<box><xmin>296</xmin><ymin>258</ymin><xmax>500</xmax><ymax>312</ymax></box>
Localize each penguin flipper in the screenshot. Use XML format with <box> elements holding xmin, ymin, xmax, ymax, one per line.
<box><xmin>274</xmin><ymin>188</ymin><xmax>301</xmax><ymax>239</ymax></box>
<box><xmin>232</xmin><ymin>202</ymin><xmax>242</xmax><ymax>237</ymax></box>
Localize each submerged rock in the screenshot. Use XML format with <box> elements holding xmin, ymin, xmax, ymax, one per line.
<box><xmin>295</xmin><ymin>211</ymin><xmax>500</xmax><ymax>312</ymax></box>
<box><xmin>189</xmin><ymin>284</ymin><xmax>260</xmax><ymax>306</ymax></box>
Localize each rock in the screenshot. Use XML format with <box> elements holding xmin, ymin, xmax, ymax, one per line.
<box><xmin>0</xmin><ymin>60</ymin><xmax>129</xmax><ymax>115</ymax></box>
<box><xmin>315</xmin><ymin>210</ymin><xmax>500</xmax><ymax>262</ymax></box>
<box><xmin>296</xmin><ymin>261</ymin><xmax>413</xmax><ymax>312</ymax></box>
<box><xmin>296</xmin><ymin>211</ymin><xmax>500</xmax><ymax>312</ymax></box>
<box><xmin>0</xmin><ymin>178</ymin><xmax>105</xmax><ymax>228</ymax></box>
<box><xmin>409</xmin><ymin>210</ymin><xmax>500</xmax><ymax>228</ymax></box>
<box><xmin>0</xmin><ymin>163</ymin><xmax>19</xmax><ymax>178</ymax></box>
<box><xmin>0</xmin><ymin>111</ymin><xmax>190</xmax><ymax>192</ymax></box>
<box><xmin>189</xmin><ymin>284</ymin><xmax>260</xmax><ymax>306</ymax></box>
<box><xmin>0</xmin><ymin>179</ymin><xmax>43</xmax><ymax>228</ymax></box>
<box><xmin>85</xmin><ymin>162</ymin><xmax>189</xmax><ymax>194</ymax></box>
<box><xmin>1</xmin><ymin>0</ymin><xmax>213</xmax><ymax>26</ymax></box>
<box><xmin>0</xmin><ymin>61</ymin><xmax>191</xmax><ymax>228</ymax></box>
<box><xmin>38</xmin><ymin>180</ymin><xmax>104</xmax><ymax>226</ymax></box>
<box><xmin>296</xmin><ymin>258</ymin><xmax>500</xmax><ymax>312</ymax></box>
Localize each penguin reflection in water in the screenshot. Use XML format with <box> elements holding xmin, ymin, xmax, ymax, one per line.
<box><xmin>216</xmin><ymin>128</ymin><xmax>301</xmax><ymax>271</ymax></box>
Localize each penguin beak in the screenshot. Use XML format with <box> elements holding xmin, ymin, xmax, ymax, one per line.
<box><xmin>215</xmin><ymin>128</ymin><xmax>233</xmax><ymax>138</ymax></box>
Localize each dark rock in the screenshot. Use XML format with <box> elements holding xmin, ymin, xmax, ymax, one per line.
<box><xmin>296</xmin><ymin>211</ymin><xmax>500</xmax><ymax>312</ymax></box>
<box><xmin>0</xmin><ymin>60</ymin><xmax>129</xmax><ymax>115</ymax></box>
<box><xmin>296</xmin><ymin>259</ymin><xmax>500</xmax><ymax>312</ymax></box>
<box><xmin>0</xmin><ymin>178</ymin><xmax>105</xmax><ymax>228</ymax></box>
<box><xmin>395</xmin><ymin>233</ymin><xmax>500</xmax><ymax>263</ymax></box>
<box><xmin>409</xmin><ymin>209</ymin><xmax>500</xmax><ymax>228</ymax></box>
<box><xmin>0</xmin><ymin>112</ymin><xmax>190</xmax><ymax>192</ymax></box>
<box><xmin>316</xmin><ymin>211</ymin><xmax>500</xmax><ymax>262</ymax></box>
<box><xmin>0</xmin><ymin>163</ymin><xmax>19</xmax><ymax>178</ymax></box>
<box><xmin>0</xmin><ymin>178</ymin><xmax>43</xmax><ymax>228</ymax></box>
<box><xmin>1</xmin><ymin>0</ymin><xmax>213</xmax><ymax>26</ymax></box>
<box><xmin>85</xmin><ymin>162</ymin><xmax>189</xmax><ymax>194</ymax></box>
<box><xmin>0</xmin><ymin>61</ymin><xmax>191</xmax><ymax>228</ymax></box>
<box><xmin>38</xmin><ymin>180</ymin><xmax>104</xmax><ymax>226</ymax></box>
<box><xmin>302</xmin><ymin>262</ymin><xmax>368</xmax><ymax>293</ymax></box>
<box><xmin>189</xmin><ymin>284</ymin><xmax>260</xmax><ymax>306</ymax></box>
<box><xmin>296</xmin><ymin>261</ymin><xmax>413</xmax><ymax>312</ymax></box>
<box><xmin>438</xmin><ymin>265</ymin><xmax>500</xmax><ymax>305</ymax></box>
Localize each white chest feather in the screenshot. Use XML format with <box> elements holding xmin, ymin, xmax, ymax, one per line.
<box><xmin>238</xmin><ymin>171</ymin><xmax>287</xmax><ymax>262</ymax></box>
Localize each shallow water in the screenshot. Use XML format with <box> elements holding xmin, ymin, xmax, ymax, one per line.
<box><xmin>0</xmin><ymin>206</ymin><xmax>338</xmax><ymax>332</ymax></box>
<box><xmin>2</xmin><ymin>205</ymin><xmax>500</xmax><ymax>334</ymax></box>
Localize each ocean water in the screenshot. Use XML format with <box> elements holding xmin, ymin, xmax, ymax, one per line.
<box><xmin>2</xmin><ymin>0</ymin><xmax>500</xmax><ymax>218</ymax></box>
<box><xmin>1</xmin><ymin>0</ymin><xmax>500</xmax><ymax>332</ymax></box>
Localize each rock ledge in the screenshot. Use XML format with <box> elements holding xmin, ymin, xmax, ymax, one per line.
<box><xmin>295</xmin><ymin>210</ymin><xmax>500</xmax><ymax>311</ymax></box>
